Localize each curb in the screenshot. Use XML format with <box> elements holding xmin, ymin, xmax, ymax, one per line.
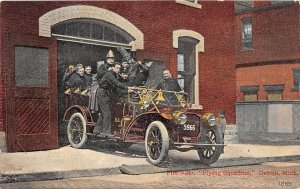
<box><xmin>120</xmin><ymin>155</ymin><xmax>300</xmax><ymax>175</ymax></box>
<box><xmin>1</xmin><ymin>155</ymin><xmax>300</xmax><ymax>183</ymax></box>
<box><xmin>258</xmin><ymin>155</ymin><xmax>300</xmax><ymax>162</ymax></box>
<box><xmin>0</xmin><ymin>167</ymin><xmax>121</xmax><ymax>184</ymax></box>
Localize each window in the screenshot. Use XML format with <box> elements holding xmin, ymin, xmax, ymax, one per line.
<box><xmin>235</xmin><ymin>1</ymin><xmax>253</xmax><ymax>13</ymax></box>
<box><xmin>173</xmin><ymin>29</ymin><xmax>203</xmax><ymax>109</ymax></box>
<box><xmin>242</xmin><ymin>17</ymin><xmax>253</xmax><ymax>50</ymax></box>
<box><xmin>15</xmin><ymin>46</ymin><xmax>49</xmax><ymax>87</ymax></box>
<box><xmin>186</xmin><ymin>0</ymin><xmax>197</xmax><ymax>2</ymax></box>
<box><xmin>175</xmin><ymin>0</ymin><xmax>202</xmax><ymax>9</ymax></box>
<box><xmin>177</xmin><ymin>54</ymin><xmax>185</xmax><ymax>90</ymax></box>
<box><xmin>264</xmin><ymin>84</ymin><xmax>284</xmax><ymax>101</ymax></box>
<box><xmin>177</xmin><ymin>37</ymin><xmax>199</xmax><ymax>103</ymax></box>
<box><xmin>52</xmin><ymin>19</ymin><xmax>134</xmax><ymax>44</ymax></box>
<box><xmin>267</xmin><ymin>91</ymin><xmax>283</xmax><ymax>101</ymax></box>
<box><xmin>270</xmin><ymin>1</ymin><xmax>294</xmax><ymax>6</ymax></box>
<box><xmin>292</xmin><ymin>68</ymin><xmax>300</xmax><ymax>91</ymax></box>
<box><xmin>240</xmin><ymin>86</ymin><xmax>259</xmax><ymax>101</ymax></box>
<box><xmin>244</xmin><ymin>92</ymin><xmax>258</xmax><ymax>101</ymax></box>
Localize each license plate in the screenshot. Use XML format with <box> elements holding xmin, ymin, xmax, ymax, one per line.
<box><xmin>183</xmin><ymin>124</ymin><xmax>196</xmax><ymax>131</ymax></box>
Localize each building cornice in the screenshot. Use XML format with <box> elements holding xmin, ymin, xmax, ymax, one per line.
<box><xmin>235</xmin><ymin>1</ymin><xmax>296</xmax><ymax>15</ymax></box>
<box><xmin>236</xmin><ymin>59</ymin><xmax>300</xmax><ymax>68</ymax></box>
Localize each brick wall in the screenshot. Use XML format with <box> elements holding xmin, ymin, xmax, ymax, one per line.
<box><xmin>236</xmin><ymin>3</ymin><xmax>300</xmax><ymax>102</ymax></box>
<box><xmin>0</xmin><ymin>3</ymin><xmax>4</xmax><ymax>132</ymax></box>
<box><xmin>0</xmin><ymin>1</ymin><xmax>236</xmax><ymax>124</ymax></box>
<box><xmin>236</xmin><ymin>4</ymin><xmax>299</xmax><ymax>65</ymax></box>
<box><xmin>197</xmin><ymin>1</ymin><xmax>236</xmax><ymax>123</ymax></box>
<box><xmin>237</xmin><ymin>64</ymin><xmax>300</xmax><ymax>101</ymax></box>
<box><xmin>254</xmin><ymin>1</ymin><xmax>271</xmax><ymax>7</ymax></box>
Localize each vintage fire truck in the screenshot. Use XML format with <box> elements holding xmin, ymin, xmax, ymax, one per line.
<box><xmin>64</xmin><ymin>87</ymin><xmax>226</xmax><ymax>166</ymax></box>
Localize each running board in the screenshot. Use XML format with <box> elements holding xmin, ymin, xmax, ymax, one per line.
<box><xmin>86</xmin><ymin>133</ymin><xmax>121</xmax><ymax>139</ymax></box>
<box><xmin>172</xmin><ymin>143</ymin><xmax>226</xmax><ymax>152</ymax></box>
<box><xmin>173</xmin><ymin>142</ymin><xmax>226</xmax><ymax>146</ymax></box>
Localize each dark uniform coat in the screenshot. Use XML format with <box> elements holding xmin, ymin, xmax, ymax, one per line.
<box><xmin>127</xmin><ymin>62</ymin><xmax>150</xmax><ymax>87</ymax></box>
<box><xmin>96</xmin><ymin>63</ymin><xmax>113</xmax><ymax>81</ymax></box>
<box><xmin>84</xmin><ymin>73</ymin><xmax>93</xmax><ymax>88</ymax></box>
<box><xmin>94</xmin><ymin>71</ymin><xmax>129</xmax><ymax>135</ymax></box>
<box><xmin>67</xmin><ymin>72</ymin><xmax>87</xmax><ymax>90</ymax></box>
<box><xmin>156</xmin><ymin>78</ymin><xmax>181</xmax><ymax>92</ymax></box>
<box><xmin>156</xmin><ymin>78</ymin><xmax>182</xmax><ymax>105</ymax></box>
<box><xmin>115</xmin><ymin>77</ymin><xmax>132</xmax><ymax>101</ymax></box>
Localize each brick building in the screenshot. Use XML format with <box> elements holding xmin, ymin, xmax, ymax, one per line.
<box><xmin>0</xmin><ymin>1</ymin><xmax>236</xmax><ymax>152</ymax></box>
<box><xmin>235</xmin><ymin>1</ymin><xmax>300</xmax><ymax>142</ymax></box>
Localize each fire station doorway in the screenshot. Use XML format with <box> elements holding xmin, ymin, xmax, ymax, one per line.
<box><xmin>57</xmin><ymin>41</ymin><xmax>126</xmax><ymax>145</ymax></box>
<box><xmin>51</xmin><ymin>18</ymin><xmax>163</xmax><ymax>147</ymax></box>
<box><xmin>52</xmin><ymin>19</ymin><xmax>134</xmax><ymax>145</ymax></box>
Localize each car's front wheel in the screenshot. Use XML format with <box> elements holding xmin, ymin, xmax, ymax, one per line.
<box><xmin>197</xmin><ymin>127</ymin><xmax>222</xmax><ymax>165</ymax></box>
<box><xmin>67</xmin><ymin>112</ymin><xmax>88</xmax><ymax>148</ymax></box>
<box><xmin>145</xmin><ymin>121</ymin><xmax>169</xmax><ymax>166</ymax></box>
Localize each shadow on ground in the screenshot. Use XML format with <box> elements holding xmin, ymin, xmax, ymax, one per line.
<box><xmin>85</xmin><ymin>137</ymin><xmax>147</xmax><ymax>158</ymax></box>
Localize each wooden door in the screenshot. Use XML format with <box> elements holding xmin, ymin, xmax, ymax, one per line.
<box><xmin>5</xmin><ymin>33</ymin><xmax>58</xmax><ymax>152</ymax></box>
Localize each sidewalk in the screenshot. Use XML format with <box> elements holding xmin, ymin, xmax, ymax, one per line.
<box><xmin>1</xmin><ymin>142</ymin><xmax>300</xmax><ymax>183</ymax></box>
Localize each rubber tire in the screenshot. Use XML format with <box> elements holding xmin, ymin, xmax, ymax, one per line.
<box><xmin>197</xmin><ymin>127</ymin><xmax>222</xmax><ymax>165</ymax></box>
<box><xmin>67</xmin><ymin>112</ymin><xmax>88</xmax><ymax>149</ymax></box>
<box><xmin>145</xmin><ymin>121</ymin><xmax>169</xmax><ymax>166</ymax></box>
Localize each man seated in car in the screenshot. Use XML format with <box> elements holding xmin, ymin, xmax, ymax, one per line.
<box><xmin>67</xmin><ymin>64</ymin><xmax>87</xmax><ymax>91</ymax></box>
<box><xmin>62</xmin><ymin>64</ymin><xmax>75</xmax><ymax>86</ymax></box>
<box><xmin>84</xmin><ymin>65</ymin><xmax>93</xmax><ymax>88</ymax></box>
<box><xmin>155</xmin><ymin>69</ymin><xmax>182</xmax><ymax>105</ymax></box>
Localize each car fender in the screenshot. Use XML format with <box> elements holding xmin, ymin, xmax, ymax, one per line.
<box><xmin>123</xmin><ymin>112</ymin><xmax>202</xmax><ymax>142</ymax></box>
<box><xmin>123</xmin><ymin>112</ymin><xmax>169</xmax><ymax>142</ymax></box>
<box><xmin>63</xmin><ymin>105</ymin><xmax>93</xmax><ymax>123</ymax></box>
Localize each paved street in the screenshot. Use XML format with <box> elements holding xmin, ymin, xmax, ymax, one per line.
<box><xmin>1</xmin><ymin>141</ymin><xmax>300</xmax><ymax>184</ymax></box>
<box><xmin>1</xmin><ymin>160</ymin><xmax>300</xmax><ymax>189</ymax></box>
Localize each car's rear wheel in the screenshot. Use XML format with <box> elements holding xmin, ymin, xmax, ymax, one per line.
<box><xmin>67</xmin><ymin>112</ymin><xmax>88</xmax><ymax>148</ymax></box>
<box><xmin>145</xmin><ymin>121</ymin><xmax>169</xmax><ymax>166</ymax></box>
<box><xmin>197</xmin><ymin>127</ymin><xmax>222</xmax><ymax>165</ymax></box>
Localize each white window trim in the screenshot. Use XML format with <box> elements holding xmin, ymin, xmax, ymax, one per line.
<box><xmin>175</xmin><ymin>0</ymin><xmax>202</xmax><ymax>9</ymax></box>
<box><xmin>173</xmin><ymin>29</ymin><xmax>204</xmax><ymax>110</ymax></box>
<box><xmin>39</xmin><ymin>5</ymin><xmax>144</xmax><ymax>51</ymax></box>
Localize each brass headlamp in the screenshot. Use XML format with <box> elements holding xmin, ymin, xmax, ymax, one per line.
<box><xmin>202</xmin><ymin>113</ymin><xmax>216</xmax><ymax>127</ymax></box>
<box><xmin>173</xmin><ymin>111</ymin><xmax>187</xmax><ymax>125</ymax></box>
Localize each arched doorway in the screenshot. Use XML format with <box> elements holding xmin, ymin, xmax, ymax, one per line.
<box><xmin>39</xmin><ymin>5</ymin><xmax>145</xmax><ymax>146</ymax></box>
<box><xmin>39</xmin><ymin>5</ymin><xmax>144</xmax><ymax>146</ymax></box>
<box><xmin>51</xmin><ymin>18</ymin><xmax>138</xmax><ymax>145</ymax></box>
<box><xmin>52</xmin><ymin>18</ymin><xmax>135</xmax><ymax>83</ymax></box>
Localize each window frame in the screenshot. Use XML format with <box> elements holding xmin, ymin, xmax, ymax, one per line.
<box><xmin>175</xmin><ymin>0</ymin><xmax>202</xmax><ymax>9</ymax></box>
<box><xmin>178</xmin><ymin>37</ymin><xmax>199</xmax><ymax>106</ymax></box>
<box><xmin>52</xmin><ymin>19</ymin><xmax>134</xmax><ymax>45</ymax></box>
<box><xmin>292</xmin><ymin>68</ymin><xmax>300</xmax><ymax>92</ymax></box>
<box><xmin>240</xmin><ymin>85</ymin><xmax>259</xmax><ymax>102</ymax></box>
<box><xmin>264</xmin><ymin>84</ymin><xmax>284</xmax><ymax>101</ymax></box>
<box><xmin>241</xmin><ymin>17</ymin><xmax>253</xmax><ymax>50</ymax></box>
<box><xmin>14</xmin><ymin>46</ymin><xmax>49</xmax><ymax>87</ymax></box>
<box><xmin>173</xmin><ymin>30</ymin><xmax>204</xmax><ymax>109</ymax></box>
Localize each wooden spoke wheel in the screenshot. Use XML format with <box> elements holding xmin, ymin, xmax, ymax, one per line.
<box><xmin>197</xmin><ymin>127</ymin><xmax>222</xmax><ymax>165</ymax></box>
<box><xmin>67</xmin><ymin>112</ymin><xmax>88</xmax><ymax>148</ymax></box>
<box><xmin>145</xmin><ymin>121</ymin><xmax>169</xmax><ymax>166</ymax></box>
